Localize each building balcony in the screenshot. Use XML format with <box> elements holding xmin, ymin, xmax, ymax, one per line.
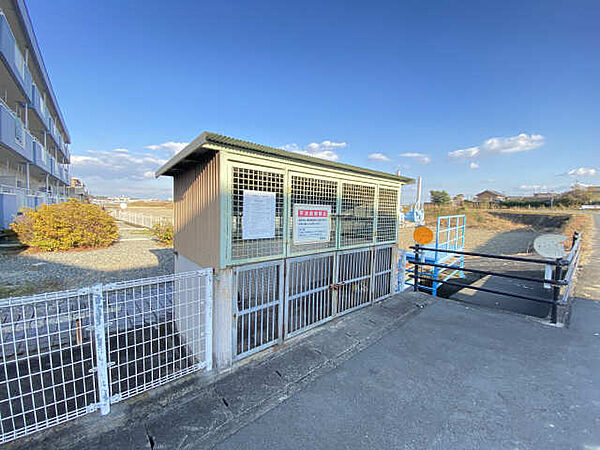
<box><xmin>0</xmin><ymin>14</ymin><xmax>32</xmax><ymax>103</ymax></box>
<box><xmin>0</xmin><ymin>13</ymin><xmax>69</xmax><ymax>163</ymax></box>
<box><xmin>0</xmin><ymin>100</ymin><xmax>68</xmax><ymax>186</ymax></box>
<box><xmin>0</xmin><ymin>100</ymin><xmax>32</xmax><ymax>162</ymax></box>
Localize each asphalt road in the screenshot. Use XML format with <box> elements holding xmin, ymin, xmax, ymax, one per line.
<box><xmin>216</xmin><ymin>298</ymin><xmax>600</xmax><ymax>449</ymax></box>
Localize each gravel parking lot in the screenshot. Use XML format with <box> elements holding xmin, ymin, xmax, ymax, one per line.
<box><xmin>0</xmin><ymin>222</ymin><xmax>174</xmax><ymax>298</ymax></box>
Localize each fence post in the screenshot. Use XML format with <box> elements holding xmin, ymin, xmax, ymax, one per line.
<box><xmin>398</xmin><ymin>249</ymin><xmax>407</xmax><ymax>292</ymax></box>
<box><xmin>92</xmin><ymin>283</ymin><xmax>111</xmax><ymax>415</ymax></box>
<box><xmin>413</xmin><ymin>244</ymin><xmax>420</xmax><ymax>292</ymax></box>
<box><xmin>550</xmin><ymin>260</ymin><xmax>562</xmax><ymax>324</ymax></box>
<box><xmin>204</xmin><ymin>269</ymin><xmax>213</xmax><ymax>371</ymax></box>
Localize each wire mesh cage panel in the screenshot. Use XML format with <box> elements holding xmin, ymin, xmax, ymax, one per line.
<box><xmin>376</xmin><ymin>188</ymin><xmax>398</xmax><ymax>243</ymax></box>
<box><xmin>231</xmin><ymin>166</ymin><xmax>285</xmax><ymax>262</ymax></box>
<box><xmin>337</xmin><ymin>248</ymin><xmax>373</xmax><ymax>314</ymax></box>
<box><xmin>340</xmin><ymin>183</ymin><xmax>376</xmax><ymax>247</ymax></box>
<box><xmin>0</xmin><ymin>291</ymin><xmax>98</xmax><ymax>444</ymax></box>
<box><xmin>235</xmin><ymin>261</ymin><xmax>283</xmax><ymax>359</ymax></box>
<box><xmin>103</xmin><ymin>272</ymin><xmax>211</xmax><ymax>403</ymax></box>
<box><xmin>289</xmin><ymin>175</ymin><xmax>338</xmax><ymax>255</ymax></box>
<box><xmin>373</xmin><ymin>245</ymin><xmax>394</xmax><ymax>302</ymax></box>
<box><xmin>285</xmin><ymin>253</ymin><xmax>335</xmax><ymax>338</ymax></box>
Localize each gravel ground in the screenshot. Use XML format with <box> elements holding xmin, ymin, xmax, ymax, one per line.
<box><xmin>0</xmin><ymin>222</ymin><xmax>174</xmax><ymax>297</ymax></box>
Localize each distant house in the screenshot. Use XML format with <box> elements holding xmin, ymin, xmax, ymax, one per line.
<box><xmin>452</xmin><ymin>194</ymin><xmax>465</xmax><ymax>206</ymax></box>
<box><xmin>475</xmin><ymin>190</ymin><xmax>506</xmax><ymax>202</ymax></box>
<box><xmin>533</xmin><ymin>192</ymin><xmax>553</xmax><ymax>199</ymax></box>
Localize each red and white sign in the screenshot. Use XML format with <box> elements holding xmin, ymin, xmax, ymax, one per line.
<box><xmin>293</xmin><ymin>204</ymin><xmax>331</xmax><ymax>244</ymax></box>
<box><xmin>298</xmin><ymin>209</ymin><xmax>329</xmax><ymax>218</ymax></box>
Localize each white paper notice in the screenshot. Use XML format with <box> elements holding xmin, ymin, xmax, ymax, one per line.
<box><xmin>293</xmin><ymin>204</ymin><xmax>331</xmax><ymax>244</ymax></box>
<box><xmin>242</xmin><ymin>190</ymin><xmax>276</xmax><ymax>240</ymax></box>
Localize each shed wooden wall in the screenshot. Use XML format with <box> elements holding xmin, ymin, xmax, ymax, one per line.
<box><xmin>173</xmin><ymin>152</ymin><xmax>221</xmax><ymax>268</ymax></box>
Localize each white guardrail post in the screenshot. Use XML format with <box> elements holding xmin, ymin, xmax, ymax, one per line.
<box><xmin>204</xmin><ymin>269</ymin><xmax>213</xmax><ymax>371</ymax></box>
<box><xmin>92</xmin><ymin>283</ymin><xmax>111</xmax><ymax>415</ymax></box>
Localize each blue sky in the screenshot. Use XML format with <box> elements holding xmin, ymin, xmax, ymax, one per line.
<box><xmin>28</xmin><ymin>0</ymin><xmax>599</xmax><ymax>200</ymax></box>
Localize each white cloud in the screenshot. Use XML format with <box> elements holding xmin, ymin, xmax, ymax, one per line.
<box><xmin>399</xmin><ymin>152</ymin><xmax>431</xmax><ymax>164</ymax></box>
<box><xmin>70</xmin><ymin>147</ymin><xmax>170</xmax><ymax>197</ymax></box>
<box><xmin>368</xmin><ymin>152</ymin><xmax>390</xmax><ymax>162</ymax></box>
<box><xmin>280</xmin><ymin>140</ymin><xmax>347</xmax><ymax>161</ymax></box>
<box><xmin>145</xmin><ymin>141</ymin><xmax>189</xmax><ymax>155</ymax></box>
<box><xmin>469</xmin><ymin>162</ymin><xmax>479</xmax><ymax>169</ymax></box>
<box><xmin>566</xmin><ymin>167</ymin><xmax>597</xmax><ymax>177</ymax></box>
<box><xmin>448</xmin><ymin>133</ymin><xmax>544</xmax><ymax>160</ymax></box>
<box><xmin>519</xmin><ymin>184</ymin><xmax>549</xmax><ymax>191</ymax></box>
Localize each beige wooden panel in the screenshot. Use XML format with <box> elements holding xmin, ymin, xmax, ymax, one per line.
<box><xmin>174</xmin><ymin>153</ymin><xmax>220</xmax><ymax>268</ymax></box>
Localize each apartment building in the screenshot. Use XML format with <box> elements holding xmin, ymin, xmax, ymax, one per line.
<box><xmin>0</xmin><ymin>0</ymin><xmax>70</xmax><ymax>228</ymax></box>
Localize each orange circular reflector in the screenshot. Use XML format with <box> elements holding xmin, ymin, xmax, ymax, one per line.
<box><xmin>413</xmin><ymin>226</ymin><xmax>434</xmax><ymax>245</ymax></box>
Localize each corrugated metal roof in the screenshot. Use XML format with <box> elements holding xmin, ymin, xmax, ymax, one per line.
<box><xmin>156</xmin><ymin>131</ymin><xmax>414</xmax><ymax>184</ymax></box>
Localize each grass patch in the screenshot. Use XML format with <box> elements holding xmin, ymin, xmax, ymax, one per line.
<box><xmin>562</xmin><ymin>213</ymin><xmax>594</xmax><ymax>260</ymax></box>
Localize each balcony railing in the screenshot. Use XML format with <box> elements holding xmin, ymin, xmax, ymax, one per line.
<box><xmin>0</xmin><ymin>13</ymin><xmax>68</xmax><ymax>162</ymax></box>
<box><xmin>0</xmin><ymin>100</ymin><xmax>69</xmax><ymax>184</ymax></box>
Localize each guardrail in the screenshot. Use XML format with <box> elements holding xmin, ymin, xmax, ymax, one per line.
<box><xmin>406</xmin><ymin>232</ymin><xmax>583</xmax><ymax>324</ymax></box>
<box><xmin>108</xmin><ymin>209</ymin><xmax>172</xmax><ymax>229</ymax></box>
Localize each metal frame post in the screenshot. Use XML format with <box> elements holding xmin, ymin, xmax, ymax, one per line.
<box><xmin>204</xmin><ymin>269</ymin><xmax>213</xmax><ymax>371</ymax></box>
<box><xmin>92</xmin><ymin>283</ymin><xmax>110</xmax><ymax>415</ymax></box>
<box><xmin>398</xmin><ymin>249</ymin><xmax>407</xmax><ymax>292</ymax></box>
<box><xmin>550</xmin><ymin>259</ymin><xmax>562</xmax><ymax>324</ymax></box>
<box><xmin>413</xmin><ymin>244</ymin><xmax>420</xmax><ymax>292</ymax></box>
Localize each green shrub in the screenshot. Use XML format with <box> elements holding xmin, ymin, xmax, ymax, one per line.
<box><xmin>10</xmin><ymin>199</ymin><xmax>119</xmax><ymax>251</ymax></box>
<box><xmin>151</xmin><ymin>222</ymin><xmax>173</xmax><ymax>245</ymax></box>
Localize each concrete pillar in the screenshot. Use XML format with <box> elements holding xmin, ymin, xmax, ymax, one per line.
<box><xmin>25</xmin><ymin>163</ymin><xmax>29</xmax><ymax>190</ymax></box>
<box><xmin>391</xmin><ymin>246</ymin><xmax>399</xmax><ymax>294</ymax></box>
<box><xmin>213</xmin><ymin>268</ymin><xmax>234</xmax><ymax>371</ymax></box>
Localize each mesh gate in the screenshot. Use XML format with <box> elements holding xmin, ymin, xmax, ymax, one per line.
<box><xmin>373</xmin><ymin>245</ymin><xmax>394</xmax><ymax>301</ymax></box>
<box><xmin>0</xmin><ymin>290</ymin><xmax>97</xmax><ymax>444</ymax></box>
<box><xmin>234</xmin><ymin>245</ymin><xmax>394</xmax><ymax>360</ymax></box>
<box><xmin>234</xmin><ymin>261</ymin><xmax>283</xmax><ymax>359</ymax></box>
<box><xmin>284</xmin><ymin>253</ymin><xmax>335</xmax><ymax>338</ymax></box>
<box><xmin>337</xmin><ymin>247</ymin><xmax>373</xmax><ymax>314</ymax></box>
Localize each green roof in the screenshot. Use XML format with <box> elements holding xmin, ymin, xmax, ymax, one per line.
<box><xmin>156</xmin><ymin>132</ymin><xmax>414</xmax><ymax>184</ymax></box>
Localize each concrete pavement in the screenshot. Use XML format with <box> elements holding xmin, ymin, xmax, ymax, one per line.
<box><xmin>216</xmin><ymin>298</ymin><xmax>600</xmax><ymax>449</ymax></box>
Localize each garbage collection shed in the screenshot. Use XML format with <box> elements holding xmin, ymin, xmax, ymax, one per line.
<box><xmin>156</xmin><ymin>132</ymin><xmax>413</xmax><ymax>370</ymax></box>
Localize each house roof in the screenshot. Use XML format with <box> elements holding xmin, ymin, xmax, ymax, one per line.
<box><xmin>476</xmin><ymin>190</ymin><xmax>505</xmax><ymax>197</ymax></box>
<box><xmin>156</xmin><ymin>132</ymin><xmax>414</xmax><ymax>184</ymax></box>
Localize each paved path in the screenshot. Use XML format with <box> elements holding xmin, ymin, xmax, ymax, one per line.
<box><xmin>216</xmin><ymin>299</ymin><xmax>600</xmax><ymax>450</ymax></box>
<box><xmin>575</xmin><ymin>212</ymin><xmax>600</xmax><ymax>300</ymax></box>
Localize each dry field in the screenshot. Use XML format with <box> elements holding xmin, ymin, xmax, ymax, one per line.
<box><xmin>401</xmin><ymin>208</ymin><xmax>593</xmax><ymax>256</ymax></box>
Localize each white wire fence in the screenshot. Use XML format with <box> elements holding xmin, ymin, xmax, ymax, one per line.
<box><xmin>0</xmin><ymin>270</ymin><xmax>212</xmax><ymax>444</ymax></box>
<box><xmin>108</xmin><ymin>209</ymin><xmax>172</xmax><ymax>229</ymax></box>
